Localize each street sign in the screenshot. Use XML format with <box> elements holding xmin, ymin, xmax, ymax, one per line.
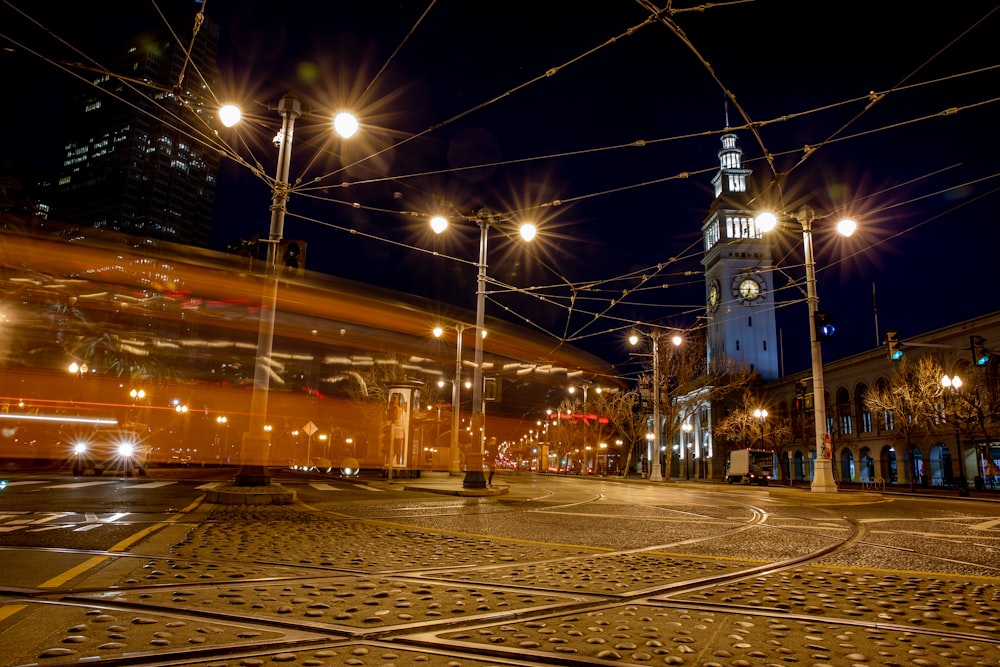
<box><xmin>303</xmin><ymin>421</ymin><xmax>317</xmax><ymax>436</ymax></box>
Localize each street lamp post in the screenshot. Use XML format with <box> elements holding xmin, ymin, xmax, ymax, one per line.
<box><xmin>756</xmin><ymin>206</ymin><xmax>855</xmax><ymax>493</ymax></box>
<box><xmin>753</xmin><ymin>408</ymin><xmax>768</xmax><ymax>449</ymax></box>
<box><xmin>221</xmin><ymin>94</ymin><xmax>357</xmax><ymax>487</ymax></box>
<box><xmin>648</xmin><ymin>331</ymin><xmax>662</xmax><ymax>481</ymax></box>
<box><xmin>681</xmin><ymin>421</ymin><xmax>693</xmax><ymax>479</ymax></box>
<box><xmin>431</xmin><ymin>209</ymin><xmax>536</xmax><ymax>489</ymax></box>
<box><xmin>629</xmin><ymin>330</ymin><xmax>663</xmax><ymax>481</ymax></box>
<box><xmin>941</xmin><ymin>374</ymin><xmax>969</xmax><ymax>497</ymax></box>
<box><xmin>434</xmin><ymin>323</ymin><xmax>466</xmax><ymax>475</ymax></box>
<box><xmin>800</xmin><ymin>207</ymin><xmax>837</xmax><ymax>493</ymax></box>
<box><xmin>630</xmin><ymin>330</ymin><xmax>683</xmax><ymax>482</ymax></box>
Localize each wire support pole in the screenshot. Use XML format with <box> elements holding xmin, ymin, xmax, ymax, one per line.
<box><xmin>450</xmin><ymin>323</ymin><xmax>466</xmax><ymax>476</ymax></box>
<box><xmin>649</xmin><ymin>330</ymin><xmax>664</xmax><ymax>482</ymax></box>
<box><xmin>236</xmin><ymin>94</ymin><xmax>301</xmax><ymax>487</ymax></box>
<box><xmin>464</xmin><ymin>213</ymin><xmax>491</xmax><ymax>489</ymax></box>
<box><xmin>798</xmin><ymin>207</ymin><xmax>837</xmax><ymax>493</ymax></box>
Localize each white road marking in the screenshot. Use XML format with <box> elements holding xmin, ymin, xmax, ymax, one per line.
<box><xmin>42</xmin><ymin>481</ymin><xmax>117</xmax><ymax>489</ymax></box>
<box><xmin>7</xmin><ymin>513</ymin><xmax>72</xmax><ymax>525</ymax></box>
<box><xmin>128</xmin><ymin>481</ymin><xmax>177</xmax><ymax>489</ymax></box>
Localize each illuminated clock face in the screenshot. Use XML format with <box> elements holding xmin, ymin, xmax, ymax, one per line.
<box><xmin>733</xmin><ymin>275</ymin><xmax>764</xmax><ymax>303</ymax></box>
<box><xmin>708</xmin><ymin>280</ymin><xmax>720</xmax><ymax>310</ymax></box>
<box><xmin>739</xmin><ymin>279</ymin><xmax>760</xmax><ymax>300</ymax></box>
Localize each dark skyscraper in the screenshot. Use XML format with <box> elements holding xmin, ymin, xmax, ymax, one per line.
<box><xmin>55</xmin><ymin>10</ymin><xmax>220</xmax><ymax>248</ymax></box>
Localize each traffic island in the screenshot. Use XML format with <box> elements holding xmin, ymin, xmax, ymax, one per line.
<box><xmin>204</xmin><ymin>484</ymin><xmax>297</xmax><ymax>505</ymax></box>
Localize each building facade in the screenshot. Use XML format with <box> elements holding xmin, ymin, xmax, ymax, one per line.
<box><xmin>766</xmin><ymin>313</ymin><xmax>1000</xmax><ymax>490</ymax></box>
<box><xmin>681</xmin><ymin>131</ymin><xmax>1000</xmax><ymax>490</ymax></box>
<box><xmin>701</xmin><ymin>133</ymin><xmax>779</xmax><ymax>381</ymax></box>
<box><xmin>55</xmin><ymin>11</ymin><xmax>221</xmax><ymax>248</ymax></box>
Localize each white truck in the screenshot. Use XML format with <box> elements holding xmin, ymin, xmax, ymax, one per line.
<box><xmin>725</xmin><ymin>449</ymin><xmax>774</xmax><ymax>486</ymax></box>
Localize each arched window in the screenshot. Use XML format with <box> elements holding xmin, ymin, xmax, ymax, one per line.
<box><xmin>874</xmin><ymin>377</ymin><xmax>894</xmax><ymax>431</ymax></box>
<box><xmin>837</xmin><ymin>387</ymin><xmax>852</xmax><ymax>435</ymax></box>
<box><xmin>856</xmin><ymin>383</ymin><xmax>872</xmax><ymax>433</ymax></box>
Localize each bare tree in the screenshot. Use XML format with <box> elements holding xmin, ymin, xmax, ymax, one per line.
<box><xmin>712</xmin><ymin>387</ymin><xmax>793</xmax><ymax>481</ymax></box>
<box><xmin>597</xmin><ymin>387</ymin><xmax>648</xmax><ymax>477</ymax></box>
<box><xmin>937</xmin><ymin>361</ymin><xmax>1000</xmax><ymax>483</ymax></box>
<box><xmin>864</xmin><ymin>356</ymin><xmax>942</xmax><ymax>491</ymax></box>
<box><xmin>631</xmin><ymin>331</ymin><xmax>758</xmax><ymax>480</ymax></box>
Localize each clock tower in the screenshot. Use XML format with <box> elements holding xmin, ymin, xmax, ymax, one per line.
<box><xmin>701</xmin><ymin>132</ymin><xmax>779</xmax><ymax>380</ymax></box>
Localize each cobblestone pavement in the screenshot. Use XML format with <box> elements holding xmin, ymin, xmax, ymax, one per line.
<box><xmin>3</xmin><ymin>477</ymin><xmax>999</xmax><ymax>666</ymax></box>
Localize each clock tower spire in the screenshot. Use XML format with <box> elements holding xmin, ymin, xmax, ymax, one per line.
<box><xmin>701</xmin><ymin>131</ymin><xmax>779</xmax><ymax>380</ymax></box>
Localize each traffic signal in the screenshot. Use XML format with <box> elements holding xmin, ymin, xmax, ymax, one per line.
<box><xmin>794</xmin><ymin>378</ymin><xmax>813</xmax><ymax>410</ymax></box>
<box><xmin>886</xmin><ymin>330</ymin><xmax>903</xmax><ymax>361</ymax></box>
<box><xmin>814</xmin><ymin>311</ymin><xmax>835</xmax><ymax>341</ymax></box>
<box><xmin>279</xmin><ymin>240</ymin><xmax>306</xmax><ymax>277</ymax></box>
<box><xmin>484</xmin><ymin>377</ymin><xmax>502</xmax><ymax>402</ymax></box>
<box><xmin>971</xmin><ymin>335</ymin><xmax>990</xmax><ymax>366</ymax></box>
<box><xmin>226</xmin><ymin>237</ymin><xmax>259</xmax><ymax>257</ymax></box>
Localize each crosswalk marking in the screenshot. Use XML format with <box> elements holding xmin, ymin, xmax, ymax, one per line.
<box><xmin>73</xmin><ymin>524</ymin><xmax>102</xmax><ymax>532</ymax></box>
<box><xmin>7</xmin><ymin>513</ymin><xmax>71</xmax><ymax>525</ymax></box>
<box><xmin>129</xmin><ymin>481</ymin><xmax>177</xmax><ymax>489</ymax></box>
<box><xmin>3</xmin><ymin>478</ymin><xmax>385</xmax><ymax>493</ymax></box>
<box><xmin>43</xmin><ymin>481</ymin><xmax>117</xmax><ymax>489</ymax></box>
<box><xmin>308</xmin><ymin>482</ymin><xmax>342</xmax><ymax>491</ymax></box>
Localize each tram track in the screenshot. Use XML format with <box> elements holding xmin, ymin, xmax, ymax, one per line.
<box><xmin>2</xmin><ymin>485</ymin><xmax>997</xmax><ymax>666</ymax></box>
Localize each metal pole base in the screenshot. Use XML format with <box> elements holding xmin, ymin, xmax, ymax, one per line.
<box><xmin>235</xmin><ymin>433</ymin><xmax>271</xmax><ymax>486</ymax></box>
<box><xmin>463</xmin><ymin>470</ymin><xmax>487</xmax><ymax>489</ymax></box>
<box><xmin>649</xmin><ymin>462</ymin><xmax>663</xmax><ymax>482</ymax></box>
<box><xmin>463</xmin><ymin>452</ymin><xmax>486</xmax><ymax>488</ymax></box>
<box><xmin>234</xmin><ymin>465</ymin><xmax>271</xmax><ymax>487</ymax></box>
<box><xmin>811</xmin><ymin>458</ymin><xmax>838</xmax><ymax>493</ymax></box>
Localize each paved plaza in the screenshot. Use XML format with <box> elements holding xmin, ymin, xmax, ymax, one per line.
<box><xmin>2</xmin><ymin>474</ymin><xmax>998</xmax><ymax>666</ymax></box>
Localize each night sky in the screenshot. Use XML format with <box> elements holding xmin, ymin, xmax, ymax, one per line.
<box><xmin>2</xmin><ymin>0</ymin><xmax>999</xmax><ymax>374</ymax></box>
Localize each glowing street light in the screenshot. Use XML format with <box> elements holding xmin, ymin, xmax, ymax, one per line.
<box><xmin>753</xmin><ymin>407</ymin><xmax>768</xmax><ymax>450</ymax></box>
<box><xmin>630</xmin><ymin>329</ymin><xmax>682</xmax><ymax>481</ymax></box>
<box><xmin>221</xmin><ymin>93</ymin><xmax>358</xmax><ymax>486</ymax></box>
<box><xmin>431</xmin><ymin>209</ymin><xmax>536</xmax><ymax>488</ymax></box>
<box><xmin>434</xmin><ymin>323</ymin><xmax>468</xmax><ymax>475</ymax></box>
<box><xmin>756</xmin><ymin>206</ymin><xmax>856</xmax><ymax>493</ymax></box>
<box><xmin>941</xmin><ymin>374</ymin><xmax>969</xmax><ymax>497</ymax></box>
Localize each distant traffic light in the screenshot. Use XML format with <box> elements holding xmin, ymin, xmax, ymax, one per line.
<box><xmin>814</xmin><ymin>311</ymin><xmax>835</xmax><ymax>341</ymax></box>
<box><xmin>227</xmin><ymin>237</ymin><xmax>259</xmax><ymax>257</ymax></box>
<box><xmin>279</xmin><ymin>240</ymin><xmax>306</xmax><ymax>277</ymax></box>
<box><xmin>886</xmin><ymin>330</ymin><xmax>903</xmax><ymax>361</ymax></box>
<box><xmin>794</xmin><ymin>378</ymin><xmax>813</xmax><ymax>410</ymax></box>
<box><xmin>971</xmin><ymin>335</ymin><xmax>990</xmax><ymax>366</ymax></box>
